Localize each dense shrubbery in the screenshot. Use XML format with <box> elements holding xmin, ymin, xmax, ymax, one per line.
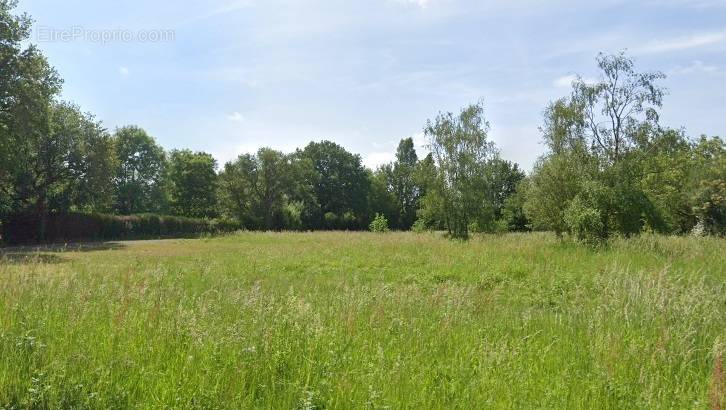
<box><xmin>1</xmin><ymin>213</ymin><xmax>239</xmax><ymax>245</ymax></box>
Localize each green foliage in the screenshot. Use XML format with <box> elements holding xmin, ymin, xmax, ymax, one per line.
<box><xmin>523</xmin><ymin>154</ymin><xmax>585</xmax><ymax>235</ymax></box>
<box><xmin>0</xmin><ymin>1</ymin><xmax>722</xmax><ymax>243</ymax></box>
<box><xmin>369</xmin><ymin>213</ymin><xmax>390</xmax><ymax>233</ymax></box>
<box><xmin>411</xmin><ymin>218</ymin><xmax>429</xmax><ymax>233</ymax></box>
<box><xmin>423</xmin><ymin>102</ymin><xmax>497</xmax><ymax>239</ymax></box>
<box><xmin>218</xmin><ymin>149</ymin><xmax>309</xmax><ymax>230</ymax></box>
<box><xmin>1</xmin><ymin>212</ymin><xmax>239</xmax><ymax>244</ymax></box>
<box><xmin>520</xmin><ymin>52</ymin><xmax>726</xmax><ymax>242</ymax></box>
<box><xmin>368</xmin><ymin>167</ymin><xmax>400</xmax><ymax>229</ymax></box>
<box><xmin>168</xmin><ymin>150</ymin><xmax>218</xmax><ymax>218</ymax></box>
<box><xmin>298</xmin><ymin>141</ymin><xmax>370</xmax><ymax>229</ymax></box>
<box><xmin>564</xmin><ymin>195</ymin><xmax>606</xmax><ymax>246</ymax></box>
<box><xmin>688</xmin><ymin>136</ymin><xmax>726</xmax><ymax>235</ymax></box>
<box><xmin>387</xmin><ymin>138</ymin><xmax>420</xmax><ymax>229</ymax></box>
<box><xmin>113</xmin><ymin>126</ymin><xmax>168</xmax><ymax>215</ymax></box>
<box><xmin>282</xmin><ymin>201</ymin><xmax>304</xmax><ymax>231</ymax></box>
<box><xmin>500</xmin><ymin>183</ymin><xmax>529</xmax><ymax>232</ymax></box>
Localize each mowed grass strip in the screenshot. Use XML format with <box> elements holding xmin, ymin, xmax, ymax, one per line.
<box><xmin>1</xmin><ymin>232</ymin><xmax>724</xmax><ymax>408</ymax></box>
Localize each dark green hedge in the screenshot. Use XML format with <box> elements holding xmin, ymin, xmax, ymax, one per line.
<box><xmin>1</xmin><ymin>212</ymin><xmax>240</xmax><ymax>245</ymax></box>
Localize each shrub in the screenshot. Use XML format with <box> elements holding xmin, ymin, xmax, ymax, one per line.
<box><xmin>564</xmin><ymin>197</ymin><xmax>606</xmax><ymax>246</ymax></box>
<box><xmin>1</xmin><ymin>212</ymin><xmax>240</xmax><ymax>245</ymax></box>
<box><xmin>411</xmin><ymin>218</ymin><xmax>429</xmax><ymax>233</ymax></box>
<box><xmin>323</xmin><ymin>212</ymin><xmax>339</xmax><ymax>230</ymax></box>
<box><xmin>341</xmin><ymin>211</ymin><xmax>358</xmax><ymax>230</ymax></box>
<box><xmin>369</xmin><ymin>213</ymin><xmax>390</xmax><ymax>233</ymax></box>
<box><xmin>282</xmin><ymin>201</ymin><xmax>304</xmax><ymax>231</ymax></box>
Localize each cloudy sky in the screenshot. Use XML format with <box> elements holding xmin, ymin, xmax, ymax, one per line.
<box><xmin>24</xmin><ymin>0</ymin><xmax>726</xmax><ymax>170</ymax></box>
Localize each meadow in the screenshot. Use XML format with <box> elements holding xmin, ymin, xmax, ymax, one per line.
<box><xmin>0</xmin><ymin>232</ymin><xmax>724</xmax><ymax>409</ymax></box>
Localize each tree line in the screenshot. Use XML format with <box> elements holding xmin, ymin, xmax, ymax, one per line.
<box><xmin>1</xmin><ymin>1</ymin><xmax>723</xmax><ymax>242</ymax></box>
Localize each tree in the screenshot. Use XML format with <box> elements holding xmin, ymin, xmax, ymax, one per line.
<box><xmin>523</xmin><ymin>155</ymin><xmax>585</xmax><ymax>236</ymax></box>
<box><xmin>387</xmin><ymin>138</ymin><xmax>420</xmax><ymax>229</ymax></box>
<box><xmin>298</xmin><ymin>141</ymin><xmax>370</xmax><ymax>229</ymax></box>
<box><xmin>412</xmin><ymin>153</ymin><xmax>444</xmax><ymax>231</ymax></box>
<box><xmin>525</xmin><ymin>52</ymin><xmax>670</xmax><ymax>240</ymax></box>
<box><xmin>573</xmin><ymin>51</ymin><xmax>665</xmax><ymax>164</ymax></box>
<box><xmin>218</xmin><ymin>148</ymin><xmax>298</xmax><ymax>230</ymax></box>
<box><xmin>0</xmin><ymin>0</ymin><xmax>62</xmax><ymax>225</ymax></box>
<box><xmin>688</xmin><ymin>136</ymin><xmax>725</xmax><ymax>235</ymax></box>
<box><xmin>637</xmin><ymin>129</ymin><xmax>693</xmax><ymax>233</ymax></box>
<box><xmin>168</xmin><ymin>149</ymin><xmax>218</xmax><ymax>218</ymax></box>
<box><xmin>487</xmin><ymin>158</ymin><xmax>525</xmax><ymax>222</ymax></box>
<box><xmin>368</xmin><ymin>167</ymin><xmax>399</xmax><ymax>229</ymax></box>
<box><xmin>501</xmin><ymin>180</ymin><xmax>529</xmax><ymax>232</ymax></box>
<box><xmin>423</xmin><ymin>102</ymin><xmax>497</xmax><ymax>239</ymax></box>
<box><xmin>52</xmin><ymin>104</ymin><xmax>117</xmax><ymax>214</ymax></box>
<box><xmin>113</xmin><ymin>126</ymin><xmax>168</xmax><ymax>215</ymax></box>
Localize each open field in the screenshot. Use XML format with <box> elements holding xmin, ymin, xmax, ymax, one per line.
<box><xmin>1</xmin><ymin>232</ymin><xmax>724</xmax><ymax>408</ymax></box>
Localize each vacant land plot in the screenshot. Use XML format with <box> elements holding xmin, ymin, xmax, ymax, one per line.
<box><xmin>1</xmin><ymin>232</ymin><xmax>724</xmax><ymax>408</ymax></box>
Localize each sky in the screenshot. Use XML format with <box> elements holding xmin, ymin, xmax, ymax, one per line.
<box><xmin>22</xmin><ymin>0</ymin><xmax>726</xmax><ymax>171</ymax></box>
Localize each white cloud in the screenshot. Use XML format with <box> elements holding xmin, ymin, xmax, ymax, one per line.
<box><xmin>553</xmin><ymin>74</ymin><xmax>598</xmax><ymax>88</ymax></box>
<box><xmin>227</xmin><ymin>112</ymin><xmax>246</xmax><ymax>122</ymax></box>
<box><xmin>637</xmin><ymin>31</ymin><xmax>726</xmax><ymax>54</ymax></box>
<box><xmin>669</xmin><ymin>60</ymin><xmax>719</xmax><ymax>75</ymax></box>
<box><xmin>411</xmin><ymin>131</ymin><xmax>429</xmax><ymax>155</ymax></box>
<box><xmin>362</xmin><ymin>151</ymin><xmax>396</xmax><ymax>170</ymax></box>
<box><xmin>118</xmin><ymin>66</ymin><xmax>130</xmax><ymax>76</ymax></box>
<box><xmin>394</xmin><ymin>0</ymin><xmax>433</xmax><ymax>9</ymax></box>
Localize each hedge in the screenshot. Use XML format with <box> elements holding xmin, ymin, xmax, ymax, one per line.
<box><xmin>1</xmin><ymin>212</ymin><xmax>240</xmax><ymax>245</ymax></box>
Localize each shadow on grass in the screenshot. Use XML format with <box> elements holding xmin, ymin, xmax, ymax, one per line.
<box><xmin>1</xmin><ymin>241</ymin><xmax>126</xmax><ymax>253</ymax></box>
<box><xmin>0</xmin><ymin>241</ymin><xmax>127</xmax><ymax>265</ymax></box>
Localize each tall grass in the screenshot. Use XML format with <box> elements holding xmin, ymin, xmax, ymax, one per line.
<box><xmin>1</xmin><ymin>232</ymin><xmax>724</xmax><ymax>408</ymax></box>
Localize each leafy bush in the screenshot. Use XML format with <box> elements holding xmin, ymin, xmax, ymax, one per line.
<box><xmin>411</xmin><ymin>218</ymin><xmax>429</xmax><ymax>233</ymax></box>
<box><xmin>323</xmin><ymin>212</ymin><xmax>339</xmax><ymax>230</ymax></box>
<box><xmin>564</xmin><ymin>197</ymin><xmax>606</xmax><ymax>246</ymax></box>
<box><xmin>369</xmin><ymin>213</ymin><xmax>390</xmax><ymax>233</ymax></box>
<box><xmin>282</xmin><ymin>201</ymin><xmax>304</xmax><ymax>231</ymax></box>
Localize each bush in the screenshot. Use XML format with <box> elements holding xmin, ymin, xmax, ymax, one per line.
<box><xmin>564</xmin><ymin>198</ymin><xmax>606</xmax><ymax>246</ymax></box>
<box><xmin>369</xmin><ymin>213</ymin><xmax>390</xmax><ymax>233</ymax></box>
<box><xmin>1</xmin><ymin>212</ymin><xmax>240</xmax><ymax>245</ymax></box>
<box><xmin>323</xmin><ymin>212</ymin><xmax>339</xmax><ymax>230</ymax></box>
<box><xmin>411</xmin><ymin>218</ymin><xmax>429</xmax><ymax>233</ymax></box>
<box><xmin>282</xmin><ymin>201</ymin><xmax>304</xmax><ymax>231</ymax></box>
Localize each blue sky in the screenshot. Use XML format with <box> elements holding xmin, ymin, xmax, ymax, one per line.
<box><xmin>23</xmin><ymin>0</ymin><xmax>726</xmax><ymax>170</ymax></box>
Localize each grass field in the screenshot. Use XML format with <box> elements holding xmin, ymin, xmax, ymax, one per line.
<box><xmin>1</xmin><ymin>232</ymin><xmax>724</xmax><ymax>409</ymax></box>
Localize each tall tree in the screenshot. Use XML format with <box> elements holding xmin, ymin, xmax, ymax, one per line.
<box><xmin>487</xmin><ymin>158</ymin><xmax>525</xmax><ymax>221</ymax></box>
<box><xmin>298</xmin><ymin>141</ymin><xmax>370</xmax><ymax>229</ymax></box>
<box><xmin>168</xmin><ymin>149</ymin><xmax>218</xmax><ymax>218</ymax></box>
<box><xmin>573</xmin><ymin>51</ymin><xmax>665</xmax><ymax>164</ymax></box>
<box><xmin>423</xmin><ymin>102</ymin><xmax>497</xmax><ymax>239</ymax></box>
<box><xmin>113</xmin><ymin>126</ymin><xmax>168</xmax><ymax>215</ymax></box>
<box><xmin>218</xmin><ymin>148</ymin><xmax>298</xmax><ymax>230</ymax></box>
<box><xmin>388</xmin><ymin>138</ymin><xmax>419</xmax><ymax>229</ymax></box>
<box><xmin>50</xmin><ymin>104</ymin><xmax>117</xmax><ymax>214</ymax></box>
<box><xmin>525</xmin><ymin>52</ymin><xmax>670</xmax><ymax>240</ymax></box>
<box><xmin>0</xmin><ymin>0</ymin><xmax>62</xmax><ymax>225</ymax></box>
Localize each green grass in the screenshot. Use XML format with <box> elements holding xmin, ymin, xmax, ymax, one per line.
<box><xmin>1</xmin><ymin>232</ymin><xmax>724</xmax><ymax>409</ymax></box>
